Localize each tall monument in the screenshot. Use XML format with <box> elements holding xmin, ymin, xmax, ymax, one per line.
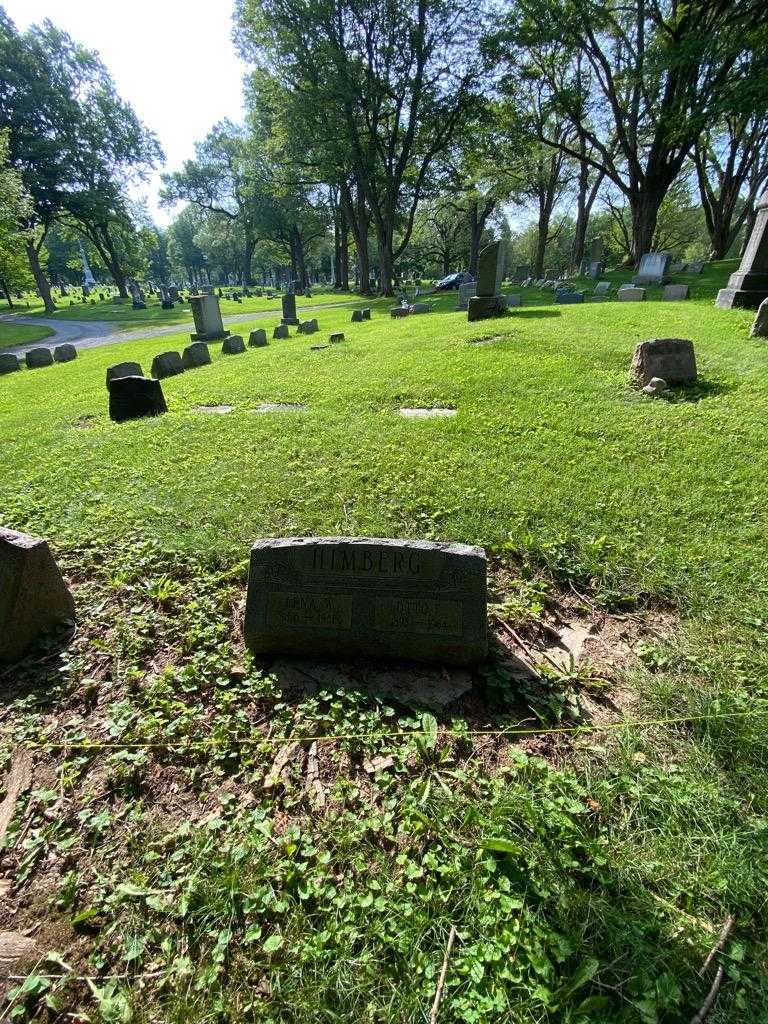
<box><xmin>716</xmin><ymin>190</ymin><xmax>768</xmax><ymax>310</ymax></box>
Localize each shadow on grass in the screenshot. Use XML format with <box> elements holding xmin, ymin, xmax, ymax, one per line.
<box><xmin>667</xmin><ymin>378</ymin><xmax>737</xmax><ymax>402</ymax></box>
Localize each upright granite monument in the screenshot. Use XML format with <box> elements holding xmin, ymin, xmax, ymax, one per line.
<box><xmin>716</xmin><ymin>190</ymin><xmax>768</xmax><ymax>310</ymax></box>
<box><xmin>633</xmin><ymin>252</ymin><xmax>671</xmax><ymax>285</ymax></box>
<box><xmin>468</xmin><ymin>242</ymin><xmax>506</xmax><ymax>322</ymax></box>
<box><xmin>456</xmin><ymin>279</ymin><xmax>476</xmax><ymax>312</ymax></box>
<box><xmin>190</xmin><ymin>294</ymin><xmax>229</xmax><ymax>341</ymax></box>
<box><xmin>244</xmin><ymin>537</ymin><xmax>488</xmax><ymax>666</ymax></box>
<box><xmin>0</xmin><ymin>528</ymin><xmax>75</xmax><ymax>662</ymax></box>
<box><xmin>281</xmin><ymin>281</ymin><xmax>299</xmax><ymax>326</ymax></box>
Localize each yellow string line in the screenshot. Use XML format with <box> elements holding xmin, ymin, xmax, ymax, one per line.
<box><xmin>2</xmin><ymin>708</ymin><xmax>765</xmax><ymax>753</ymax></box>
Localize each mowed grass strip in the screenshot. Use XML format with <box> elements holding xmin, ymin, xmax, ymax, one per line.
<box><xmin>0</xmin><ymin>321</ymin><xmax>55</xmax><ymax>349</ymax></box>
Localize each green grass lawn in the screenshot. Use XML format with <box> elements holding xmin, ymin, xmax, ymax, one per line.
<box><xmin>7</xmin><ymin>287</ymin><xmax>360</xmax><ymax>330</ymax></box>
<box><xmin>1</xmin><ymin>263</ymin><xmax>767</xmax><ymax>1023</ymax></box>
<box><xmin>0</xmin><ymin>321</ymin><xmax>54</xmax><ymax>349</ymax></box>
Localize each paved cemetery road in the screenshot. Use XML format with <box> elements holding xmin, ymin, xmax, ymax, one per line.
<box><xmin>0</xmin><ymin>300</ymin><xmax>360</xmax><ymax>357</ymax></box>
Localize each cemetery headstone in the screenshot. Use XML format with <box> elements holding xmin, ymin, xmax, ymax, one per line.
<box><xmin>190</xmin><ymin>294</ymin><xmax>229</xmax><ymax>341</ymax></box>
<box><xmin>53</xmin><ymin>344</ymin><xmax>77</xmax><ymax>363</ymax></box>
<box><xmin>298</xmin><ymin>319</ymin><xmax>319</xmax><ymax>335</ymax></box>
<box><xmin>593</xmin><ymin>281</ymin><xmax>612</xmax><ymax>299</ymax></box>
<box><xmin>244</xmin><ymin>537</ymin><xmax>488</xmax><ymax>666</ymax></box>
<box><xmin>281</xmin><ymin>292</ymin><xmax>299</xmax><ymax>326</ymax></box>
<box><xmin>555</xmin><ymin>291</ymin><xmax>585</xmax><ymax>304</ymax></box>
<box><xmin>687</xmin><ymin>261</ymin><xmax>705</xmax><ymax>274</ymax></box>
<box><xmin>633</xmin><ymin>252</ymin><xmax>671</xmax><ymax>285</ymax></box>
<box><xmin>663</xmin><ymin>284</ymin><xmax>689</xmax><ymax>300</ymax></box>
<box><xmin>330</xmin><ymin>332</ymin><xmax>345</xmax><ymax>343</ymax></box>
<box><xmin>0</xmin><ymin>353</ymin><xmax>21</xmax><ymax>374</ymax></box>
<box><xmin>273</xmin><ymin>324</ymin><xmax>289</xmax><ymax>339</ymax></box>
<box><xmin>362</xmin><ymin>308</ymin><xmax>371</xmax><ymax>320</ymax></box>
<box><xmin>25</xmin><ymin>348</ymin><xmax>53</xmax><ymax>369</ymax></box>
<box><xmin>411</xmin><ymin>302</ymin><xmax>432</xmax><ymax>314</ymax></box>
<box><xmin>456</xmin><ymin>280</ymin><xmax>476</xmax><ymax>312</ymax></box>
<box><xmin>618</xmin><ymin>286</ymin><xmax>646</xmax><ymax>302</ymax></box>
<box><xmin>468</xmin><ymin>242</ymin><xmax>506</xmax><ymax>322</ymax></box>
<box><xmin>106</xmin><ymin>362</ymin><xmax>143</xmax><ymax>385</ymax></box>
<box><xmin>515</xmin><ymin>264</ymin><xmax>531</xmax><ymax>281</ymax></box>
<box><xmin>0</xmin><ymin>527</ymin><xmax>75</xmax><ymax>662</ymax></box>
<box><xmin>222</xmin><ymin>334</ymin><xmax>245</xmax><ymax>354</ymax></box>
<box><xmin>249</xmin><ymin>329</ymin><xmax>268</xmax><ymax>347</ymax></box>
<box><xmin>391</xmin><ymin>306</ymin><xmax>409</xmax><ymax>318</ymax></box>
<box><xmin>505</xmin><ymin>294</ymin><xmax>521</xmax><ymax>307</ymax></box>
<box><xmin>182</xmin><ymin>342</ymin><xmax>212</xmax><ymax>369</ymax></box>
<box><xmin>750</xmin><ymin>297</ymin><xmax>768</xmax><ymax>338</ymax></box>
<box><xmin>716</xmin><ymin>190</ymin><xmax>768</xmax><ymax>308</ymax></box>
<box><xmin>351</xmin><ymin>309</ymin><xmax>363</xmax><ymax>322</ymax></box>
<box><xmin>108</xmin><ymin>376</ymin><xmax>168</xmax><ymax>423</ymax></box>
<box><xmin>151</xmin><ymin>351</ymin><xmax>184</xmax><ymax>379</ymax></box>
<box><xmin>630</xmin><ymin>338</ymin><xmax>697</xmax><ymax>387</ymax></box>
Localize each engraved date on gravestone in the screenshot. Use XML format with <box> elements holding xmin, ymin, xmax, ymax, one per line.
<box><xmin>244</xmin><ymin>537</ymin><xmax>487</xmax><ymax>665</ymax></box>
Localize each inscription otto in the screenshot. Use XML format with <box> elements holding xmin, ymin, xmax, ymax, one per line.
<box><xmin>374</xmin><ymin>596</ymin><xmax>462</xmax><ymax>637</ymax></box>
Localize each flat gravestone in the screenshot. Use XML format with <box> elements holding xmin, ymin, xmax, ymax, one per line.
<box><xmin>594</xmin><ymin>281</ymin><xmax>612</xmax><ymax>297</ymax></box>
<box><xmin>618</xmin><ymin>287</ymin><xmax>646</xmax><ymax>302</ymax></box>
<box><xmin>330</xmin><ymin>332</ymin><xmax>345</xmax><ymax>344</ymax></box>
<box><xmin>249</xmin><ymin>329</ymin><xmax>268</xmax><ymax>347</ymax></box>
<box><xmin>0</xmin><ymin>528</ymin><xmax>75</xmax><ymax>662</ymax></box>
<box><xmin>190</xmin><ymin>294</ymin><xmax>229</xmax><ymax>341</ymax></box>
<box><xmin>252</xmin><ymin>402</ymin><xmax>306</xmax><ymax>413</ymax></box>
<box><xmin>53</xmin><ymin>344</ymin><xmax>77</xmax><ymax>363</ymax></box>
<box><xmin>273</xmin><ymin>324</ymin><xmax>289</xmax><ymax>339</ymax></box>
<box><xmin>25</xmin><ymin>348</ymin><xmax>53</xmax><ymax>369</ymax></box>
<box><xmin>298</xmin><ymin>319</ymin><xmax>319</xmax><ymax>335</ymax></box>
<box><xmin>399</xmin><ymin>408</ymin><xmax>457</xmax><ymax>418</ymax></box>
<box><xmin>750</xmin><ymin>297</ymin><xmax>768</xmax><ymax>338</ymax></box>
<box><xmin>391</xmin><ymin>306</ymin><xmax>409</xmax><ymax>318</ymax></box>
<box><xmin>244</xmin><ymin>537</ymin><xmax>487</xmax><ymax>666</ymax></box>
<box><xmin>663</xmin><ymin>284</ymin><xmax>689</xmax><ymax>300</ymax></box>
<box><xmin>151</xmin><ymin>351</ymin><xmax>184</xmax><ymax>378</ymax></box>
<box><xmin>351</xmin><ymin>309</ymin><xmax>363</xmax><ymax>322</ymax></box>
<box><xmin>182</xmin><ymin>342</ymin><xmax>212</xmax><ymax>369</ymax></box>
<box><xmin>0</xmin><ymin>353</ymin><xmax>20</xmax><ymax>375</ymax></box>
<box><xmin>108</xmin><ymin>376</ymin><xmax>167</xmax><ymax>422</ymax></box>
<box><xmin>630</xmin><ymin>338</ymin><xmax>697</xmax><ymax>387</ymax></box>
<box><xmin>192</xmin><ymin>404</ymin><xmax>233</xmax><ymax>414</ymax></box>
<box><xmin>222</xmin><ymin>335</ymin><xmax>245</xmax><ymax>354</ymax></box>
<box><xmin>106</xmin><ymin>361</ymin><xmax>143</xmax><ymax>385</ymax></box>
<box><xmin>311</xmin><ymin>344</ymin><xmax>329</xmax><ymax>351</ymax></box>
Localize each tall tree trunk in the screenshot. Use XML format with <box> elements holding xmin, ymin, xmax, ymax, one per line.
<box><xmin>377</xmin><ymin>223</ymin><xmax>394</xmax><ymax>296</ymax></box>
<box><xmin>0</xmin><ymin>278</ymin><xmax>14</xmax><ymax>308</ymax></box>
<box><xmin>339</xmin><ymin>213</ymin><xmax>350</xmax><ymax>290</ymax></box>
<box><xmin>333</xmin><ymin>205</ymin><xmax>342</xmax><ymax>288</ymax></box>
<box><xmin>292</xmin><ymin>229</ymin><xmax>308</xmax><ymax>290</ymax></box>
<box><xmin>340</xmin><ymin>181</ymin><xmax>371</xmax><ymax>293</ymax></box>
<box><xmin>243</xmin><ymin>236</ymin><xmax>256</xmax><ymax>285</ymax></box>
<box><xmin>468</xmin><ymin>201</ymin><xmax>482</xmax><ymax>278</ymax></box>
<box><xmin>25</xmin><ymin>239</ymin><xmax>55</xmax><ymax>313</ymax></box>
<box><xmin>629</xmin><ymin>191</ymin><xmax>664</xmax><ymax>267</ymax></box>
<box><xmin>571</xmin><ymin>159</ymin><xmax>589</xmax><ymax>272</ymax></box>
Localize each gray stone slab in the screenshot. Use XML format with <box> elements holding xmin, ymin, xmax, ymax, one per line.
<box><xmin>244</xmin><ymin>537</ymin><xmax>488</xmax><ymax>666</ymax></box>
<box><xmin>273</xmin><ymin>324</ymin><xmax>289</xmax><ymax>339</ymax></box>
<box><xmin>663</xmin><ymin>284</ymin><xmax>689</xmax><ymax>300</ymax></box>
<box><xmin>108</xmin><ymin>376</ymin><xmax>167</xmax><ymax>422</ymax></box>
<box><xmin>351</xmin><ymin>309</ymin><xmax>363</xmax><ymax>322</ymax></box>
<box><xmin>411</xmin><ymin>302</ymin><xmax>432</xmax><ymax>313</ymax></box>
<box><xmin>750</xmin><ymin>297</ymin><xmax>768</xmax><ymax>338</ymax></box>
<box><xmin>555</xmin><ymin>291</ymin><xmax>585</xmax><ymax>304</ymax></box>
<box><xmin>0</xmin><ymin>527</ymin><xmax>75</xmax><ymax>662</ymax></box>
<box><xmin>106</xmin><ymin>361</ymin><xmax>143</xmax><ymax>385</ymax></box>
<box><xmin>53</xmin><ymin>344</ymin><xmax>77</xmax><ymax>363</ymax></box>
<box><xmin>476</xmin><ymin>241</ymin><xmax>504</xmax><ymax>297</ymax></box>
<box><xmin>630</xmin><ymin>338</ymin><xmax>697</xmax><ymax>387</ymax></box>
<box><xmin>249</xmin><ymin>329</ymin><xmax>268</xmax><ymax>347</ymax></box>
<box><xmin>399</xmin><ymin>408</ymin><xmax>457</xmax><ymax>418</ymax></box>
<box><xmin>298</xmin><ymin>319</ymin><xmax>319</xmax><ymax>335</ymax></box>
<box><xmin>390</xmin><ymin>306</ymin><xmax>409</xmax><ymax>318</ymax></box>
<box><xmin>633</xmin><ymin>252</ymin><xmax>671</xmax><ymax>285</ymax></box>
<box><xmin>717</xmin><ymin>193</ymin><xmax>768</xmax><ymax>309</ymax></box>
<box><xmin>25</xmin><ymin>348</ymin><xmax>53</xmax><ymax>369</ymax></box>
<box><xmin>505</xmin><ymin>294</ymin><xmax>521</xmax><ymax>307</ymax></box>
<box><xmin>281</xmin><ymin>293</ymin><xmax>299</xmax><ymax>325</ymax></box>
<box><xmin>151</xmin><ymin>351</ymin><xmax>184</xmax><ymax>378</ymax></box>
<box><xmin>0</xmin><ymin>353</ymin><xmax>20</xmax><ymax>374</ymax></box>
<box><xmin>362</xmin><ymin>308</ymin><xmax>371</xmax><ymax>320</ymax></box>
<box><xmin>468</xmin><ymin>295</ymin><xmax>506</xmax><ymax>322</ymax></box>
<box><xmin>252</xmin><ymin>402</ymin><xmax>306</xmax><ymax>413</ymax></box>
<box><xmin>330</xmin><ymin>332</ymin><xmax>345</xmax><ymax>344</ymax></box>
<box><xmin>192</xmin><ymin>404</ymin><xmax>233</xmax><ymax>414</ymax></box>
<box><xmin>456</xmin><ymin>281</ymin><xmax>476</xmax><ymax>311</ymax></box>
<box><xmin>182</xmin><ymin>342</ymin><xmax>212</xmax><ymax>369</ymax></box>
<box><xmin>593</xmin><ymin>281</ymin><xmax>612</xmax><ymax>296</ymax></box>
<box><xmin>190</xmin><ymin>294</ymin><xmax>229</xmax><ymax>341</ymax></box>
<box><xmin>222</xmin><ymin>334</ymin><xmax>245</xmax><ymax>354</ymax></box>
<box><xmin>618</xmin><ymin>287</ymin><xmax>646</xmax><ymax>302</ymax></box>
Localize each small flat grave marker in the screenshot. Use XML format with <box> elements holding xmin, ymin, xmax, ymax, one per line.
<box><xmin>618</xmin><ymin>287</ymin><xmax>646</xmax><ymax>302</ymax></box>
<box><xmin>222</xmin><ymin>335</ymin><xmax>245</xmax><ymax>354</ymax></box>
<box><xmin>330</xmin><ymin>332</ymin><xmax>345</xmax><ymax>344</ymax></box>
<box><xmin>192</xmin><ymin>404</ymin><xmax>233</xmax><ymax>414</ymax></box>
<box><xmin>182</xmin><ymin>342</ymin><xmax>212</xmax><ymax>369</ymax></box>
<box><xmin>663</xmin><ymin>284</ymin><xmax>689</xmax><ymax>301</ymax></box>
<box><xmin>399</xmin><ymin>407</ymin><xmax>457</xmax><ymax>418</ymax></box>
<box><xmin>351</xmin><ymin>309</ymin><xmax>363</xmax><ymax>322</ymax></box>
<box><xmin>244</xmin><ymin>537</ymin><xmax>488</xmax><ymax>665</ymax></box>
<box><xmin>252</xmin><ymin>402</ymin><xmax>307</xmax><ymax>413</ymax></box>
<box><xmin>273</xmin><ymin>325</ymin><xmax>289</xmax><ymax>339</ymax></box>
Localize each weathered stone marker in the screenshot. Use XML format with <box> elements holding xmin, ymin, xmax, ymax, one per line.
<box><xmin>281</xmin><ymin>292</ymin><xmax>299</xmax><ymax>326</ymax></box>
<box><xmin>716</xmin><ymin>190</ymin><xmax>768</xmax><ymax>309</ymax></box>
<box><xmin>222</xmin><ymin>334</ymin><xmax>245</xmax><ymax>354</ymax></box>
<box><xmin>618</xmin><ymin>286</ymin><xmax>646</xmax><ymax>302</ymax></box>
<box><xmin>351</xmin><ymin>309</ymin><xmax>363</xmax><ymax>322</ymax></box>
<box><xmin>750</xmin><ymin>297</ymin><xmax>768</xmax><ymax>338</ymax></box>
<box><xmin>0</xmin><ymin>353</ymin><xmax>20</xmax><ymax>375</ymax></box>
<box><xmin>249</xmin><ymin>329</ymin><xmax>268</xmax><ymax>347</ymax></box>
<box><xmin>106</xmin><ymin>361</ymin><xmax>143</xmax><ymax>385</ymax></box>
<box><xmin>361</xmin><ymin>308</ymin><xmax>371</xmax><ymax>320</ymax></box>
<box><xmin>182</xmin><ymin>342</ymin><xmax>212</xmax><ymax>369</ymax></box>
<box><xmin>663</xmin><ymin>284</ymin><xmax>689</xmax><ymax>301</ymax></box>
<box><xmin>190</xmin><ymin>294</ymin><xmax>230</xmax><ymax>341</ymax></box>
<box><xmin>53</xmin><ymin>344</ymin><xmax>77</xmax><ymax>363</ymax></box>
<box><xmin>630</xmin><ymin>338</ymin><xmax>697</xmax><ymax>387</ymax></box>
<box><xmin>244</xmin><ymin>537</ymin><xmax>488</xmax><ymax>666</ymax></box>
<box><xmin>151</xmin><ymin>351</ymin><xmax>184</xmax><ymax>378</ymax></box>
<box><xmin>0</xmin><ymin>528</ymin><xmax>75</xmax><ymax>662</ymax></box>
<box><xmin>273</xmin><ymin>324</ymin><xmax>289</xmax><ymax>339</ymax></box>
<box><xmin>108</xmin><ymin>376</ymin><xmax>168</xmax><ymax>422</ymax></box>
<box><xmin>555</xmin><ymin>291</ymin><xmax>585</xmax><ymax>304</ymax></box>
<box><xmin>468</xmin><ymin>242</ymin><xmax>506</xmax><ymax>322</ymax></box>
<box><xmin>456</xmin><ymin>280</ymin><xmax>475</xmax><ymax>312</ymax></box>
<box><xmin>25</xmin><ymin>348</ymin><xmax>53</xmax><ymax>369</ymax></box>
<box><xmin>329</xmin><ymin>332</ymin><xmax>345</xmax><ymax>344</ymax></box>
<box><xmin>633</xmin><ymin>252</ymin><xmax>671</xmax><ymax>286</ymax></box>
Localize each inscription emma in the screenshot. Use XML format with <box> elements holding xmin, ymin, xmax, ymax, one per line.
<box><xmin>266</xmin><ymin>591</ymin><xmax>353</xmax><ymax>630</ymax></box>
<box><xmin>305</xmin><ymin>545</ymin><xmax>423</xmax><ymax>577</ymax></box>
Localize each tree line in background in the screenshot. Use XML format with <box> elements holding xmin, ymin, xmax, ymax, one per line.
<box><xmin>1</xmin><ymin>0</ymin><xmax>767</xmax><ymax>307</ymax></box>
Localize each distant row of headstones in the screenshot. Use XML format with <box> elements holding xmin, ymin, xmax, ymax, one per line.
<box><xmin>0</xmin><ymin>344</ymin><xmax>78</xmax><ymax>375</ymax></box>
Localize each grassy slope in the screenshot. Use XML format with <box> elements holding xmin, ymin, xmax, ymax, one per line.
<box><xmin>0</xmin><ymin>322</ymin><xmax>55</xmax><ymax>349</ymax></box>
<box><xmin>1</xmin><ymin>261</ymin><xmax>767</xmax><ymax>1023</ymax></box>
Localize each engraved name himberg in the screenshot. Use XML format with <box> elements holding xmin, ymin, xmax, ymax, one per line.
<box><xmin>307</xmin><ymin>546</ymin><xmax>423</xmax><ymax>577</ymax></box>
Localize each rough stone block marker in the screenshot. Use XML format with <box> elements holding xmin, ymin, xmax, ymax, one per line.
<box><xmin>25</xmin><ymin>348</ymin><xmax>53</xmax><ymax>369</ymax></box>
<box><xmin>663</xmin><ymin>284</ymin><xmax>689</xmax><ymax>300</ymax></box>
<box><xmin>0</xmin><ymin>353</ymin><xmax>20</xmax><ymax>375</ymax></box>
<box><xmin>362</xmin><ymin>308</ymin><xmax>371</xmax><ymax>320</ymax></box>
<box><xmin>108</xmin><ymin>376</ymin><xmax>167</xmax><ymax>423</ymax></box>
<box><xmin>273</xmin><ymin>324</ymin><xmax>289</xmax><ymax>339</ymax></box>
<box><xmin>182</xmin><ymin>342</ymin><xmax>212</xmax><ymax>369</ymax></box>
<box><xmin>151</xmin><ymin>351</ymin><xmax>184</xmax><ymax>379</ymax></box>
<box><xmin>505</xmin><ymin>294</ymin><xmax>521</xmax><ymax>307</ymax></box>
<box><xmin>249</xmin><ymin>329</ymin><xmax>268</xmax><ymax>347</ymax></box>
<box><xmin>329</xmin><ymin>332</ymin><xmax>345</xmax><ymax>344</ymax></box>
<box><xmin>630</xmin><ymin>338</ymin><xmax>697</xmax><ymax>387</ymax></box>
<box><xmin>106</xmin><ymin>361</ymin><xmax>143</xmax><ymax>385</ymax></box>
<box><xmin>351</xmin><ymin>309</ymin><xmax>364</xmax><ymax>322</ymax></box>
<box><xmin>0</xmin><ymin>527</ymin><xmax>75</xmax><ymax>662</ymax></box>
<box><xmin>244</xmin><ymin>537</ymin><xmax>488</xmax><ymax>666</ymax></box>
<box><xmin>390</xmin><ymin>306</ymin><xmax>409</xmax><ymax>318</ymax></box>
<box><xmin>222</xmin><ymin>335</ymin><xmax>245</xmax><ymax>354</ymax></box>
<box><xmin>618</xmin><ymin>286</ymin><xmax>646</xmax><ymax>302</ymax></box>
<box><xmin>53</xmin><ymin>344</ymin><xmax>77</xmax><ymax>363</ymax></box>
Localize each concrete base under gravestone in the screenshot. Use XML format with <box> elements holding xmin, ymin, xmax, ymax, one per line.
<box><xmin>716</xmin><ymin>273</ymin><xmax>768</xmax><ymax>310</ymax></box>
<box><xmin>281</xmin><ymin>317</ymin><xmax>300</xmax><ymax>326</ymax></box>
<box><xmin>468</xmin><ymin>295</ymin><xmax>507</xmax><ymax>322</ymax></box>
<box><xmin>190</xmin><ymin>330</ymin><xmax>230</xmax><ymax>341</ymax></box>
